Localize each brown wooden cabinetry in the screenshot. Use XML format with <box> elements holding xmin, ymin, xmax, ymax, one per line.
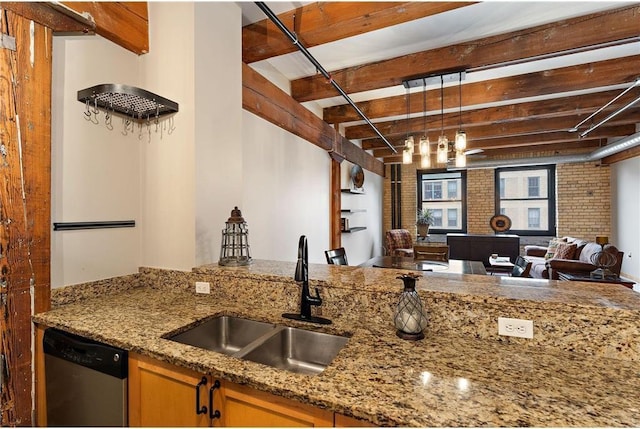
<box><xmin>128</xmin><ymin>354</ymin><xmax>347</xmax><ymax>427</ymax></box>
<box><xmin>38</xmin><ymin>331</ymin><xmax>376</xmax><ymax>428</ymax></box>
<box><xmin>222</xmin><ymin>381</ymin><xmax>333</xmax><ymax>427</ymax></box>
<box><xmin>128</xmin><ymin>353</ymin><xmax>215</xmax><ymax>427</ymax></box>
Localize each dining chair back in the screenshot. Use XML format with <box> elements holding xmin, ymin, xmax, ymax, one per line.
<box><xmin>511</xmin><ymin>255</ymin><xmax>532</xmax><ymax>277</ymax></box>
<box><xmin>414</xmin><ymin>244</ymin><xmax>449</xmax><ymax>262</ymax></box>
<box><xmin>325</xmin><ymin>248</ymin><xmax>348</xmax><ymax>265</ymax></box>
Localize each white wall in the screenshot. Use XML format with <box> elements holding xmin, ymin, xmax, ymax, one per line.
<box><xmin>139</xmin><ymin>2</ymin><xmax>196</xmax><ymax>270</ymax></box>
<box><xmin>340</xmin><ymin>162</ymin><xmax>384</xmax><ymax>266</ymax></box>
<box><xmin>194</xmin><ymin>2</ymin><xmax>243</xmax><ymax>266</ymax></box>
<box><xmin>611</xmin><ymin>157</ymin><xmax>640</xmax><ymax>288</ymax></box>
<box><xmin>241</xmin><ymin>111</ymin><xmax>331</xmax><ymax>264</ymax></box>
<box><xmin>51</xmin><ymin>36</ymin><xmax>142</xmax><ymax>287</ymax></box>
<box><xmin>51</xmin><ymin>2</ymin><xmax>384</xmax><ymax>285</ymax></box>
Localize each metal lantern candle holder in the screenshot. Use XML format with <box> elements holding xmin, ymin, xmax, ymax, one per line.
<box><xmin>590</xmin><ymin>236</ymin><xmax>617</xmax><ymax>280</ymax></box>
<box><xmin>394</xmin><ymin>273</ymin><xmax>426</xmax><ymax>341</ymax></box>
<box><xmin>218</xmin><ymin>207</ymin><xmax>252</xmax><ymax>267</ymax></box>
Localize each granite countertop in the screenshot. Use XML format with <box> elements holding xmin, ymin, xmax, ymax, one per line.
<box><xmin>34</xmin><ymin>262</ymin><xmax>640</xmax><ymax>427</ymax></box>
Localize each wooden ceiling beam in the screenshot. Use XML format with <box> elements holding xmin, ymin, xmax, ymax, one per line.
<box><xmin>292</xmin><ymin>4</ymin><xmax>640</xmax><ymax>102</ymax></box>
<box><xmin>61</xmin><ymin>2</ymin><xmax>149</xmax><ymax>54</ymax></box>
<box><xmin>242</xmin><ymin>63</ymin><xmax>384</xmax><ymax>176</ymax></box>
<box><xmin>601</xmin><ymin>140</ymin><xmax>640</xmax><ymax>165</ymax></box>
<box><xmin>361</xmin><ymin>114</ymin><xmax>638</xmax><ymax>150</ymax></box>
<box><xmin>382</xmin><ymin>140</ymin><xmax>602</xmax><ymax>164</ymax></box>
<box><xmin>370</xmin><ymin>125</ymin><xmax>635</xmax><ymax>157</ymax></box>
<box><xmin>242</xmin><ymin>2</ymin><xmax>474</xmax><ymax>63</ymax></box>
<box><xmin>347</xmin><ymin>89</ymin><xmax>639</xmax><ymax>140</ymax></box>
<box><xmin>1</xmin><ymin>2</ymin><xmax>95</xmax><ymax>33</ymax></box>
<box><xmin>370</xmin><ymin>126</ymin><xmax>634</xmax><ymax>157</ymax></box>
<box><xmin>332</xmin><ymin>55</ymin><xmax>640</xmax><ymax>125</ymax></box>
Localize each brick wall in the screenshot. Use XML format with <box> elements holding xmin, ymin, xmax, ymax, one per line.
<box><xmin>466</xmin><ymin>169</ymin><xmax>495</xmax><ymax>234</ymax></box>
<box><xmin>557</xmin><ymin>162</ymin><xmax>611</xmax><ymax>240</ymax></box>
<box><xmin>383</xmin><ymin>161</ymin><xmax>612</xmax><ymax>243</ymax></box>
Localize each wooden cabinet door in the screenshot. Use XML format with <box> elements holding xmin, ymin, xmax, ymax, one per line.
<box><xmin>221</xmin><ymin>381</ymin><xmax>333</xmax><ymax>427</ymax></box>
<box><xmin>128</xmin><ymin>353</ymin><xmax>212</xmax><ymax>427</ymax></box>
<box><xmin>334</xmin><ymin>413</ymin><xmax>376</xmax><ymax>427</ymax></box>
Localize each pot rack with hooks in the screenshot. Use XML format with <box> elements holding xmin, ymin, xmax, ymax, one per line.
<box><xmin>77</xmin><ymin>83</ymin><xmax>179</xmax><ymax>140</ymax></box>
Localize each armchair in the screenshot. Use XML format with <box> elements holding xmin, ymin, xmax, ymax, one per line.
<box><xmin>385</xmin><ymin>229</ymin><xmax>414</xmax><ymax>257</ymax></box>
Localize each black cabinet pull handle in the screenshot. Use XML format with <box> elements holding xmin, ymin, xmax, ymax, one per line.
<box><xmin>195</xmin><ymin>376</ymin><xmax>208</xmax><ymax>415</ymax></box>
<box><xmin>209</xmin><ymin>379</ymin><xmax>221</xmax><ymax>420</ymax></box>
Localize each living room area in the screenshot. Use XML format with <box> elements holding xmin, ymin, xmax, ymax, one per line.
<box><xmin>380</xmin><ymin>157</ymin><xmax>639</xmax><ymax>291</ymax></box>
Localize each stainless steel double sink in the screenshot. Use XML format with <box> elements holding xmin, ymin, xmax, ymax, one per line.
<box><xmin>166</xmin><ymin>316</ymin><xmax>349</xmax><ymax>375</ymax></box>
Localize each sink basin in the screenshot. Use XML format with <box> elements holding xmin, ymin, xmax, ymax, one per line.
<box><xmin>241</xmin><ymin>327</ymin><xmax>350</xmax><ymax>375</ymax></box>
<box><xmin>167</xmin><ymin>316</ymin><xmax>277</xmax><ymax>355</ymax></box>
<box><xmin>167</xmin><ymin>315</ymin><xmax>349</xmax><ymax>375</ymax></box>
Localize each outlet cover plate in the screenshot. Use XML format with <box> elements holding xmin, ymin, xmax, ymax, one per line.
<box><xmin>195</xmin><ymin>281</ymin><xmax>210</xmax><ymax>294</ymax></box>
<box><xmin>498</xmin><ymin>317</ymin><xmax>533</xmax><ymax>339</ymax></box>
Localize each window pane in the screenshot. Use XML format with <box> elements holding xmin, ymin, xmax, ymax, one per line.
<box><xmin>447</xmin><ymin>181</ymin><xmax>457</xmax><ymax>199</ymax></box>
<box><xmin>496</xmin><ymin>166</ymin><xmax>554</xmax><ymax>235</ymax></box>
<box><xmin>528</xmin><ymin>207</ymin><xmax>540</xmax><ymax>228</ymax></box>
<box><xmin>447</xmin><ymin>208</ymin><xmax>458</xmax><ymax>227</ymax></box>
<box><xmin>419</xmin><ymin>171</ymin><xmax>465</xmax><ymax>233</ymax></box>
<box><xmin>528</xmin><ymin>177</ymin><xmax>540</xmax><ymax>197</ymax></box>
<box><xmin>432</xmin><ymin>209</ymin><xmax>443</xmax><ymax>227</ymax></box>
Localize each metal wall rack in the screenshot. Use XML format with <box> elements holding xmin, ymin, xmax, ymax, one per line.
<box><xmin>77</xmin><ymin>84</ymin><xmax>179</xmax><ymax>121</ymax></box>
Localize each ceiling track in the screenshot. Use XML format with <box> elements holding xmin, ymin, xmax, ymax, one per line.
<box><xmin>254</xmin><ymin>2</ymin><xmax>397</xmax><ymax>154</ymax></box>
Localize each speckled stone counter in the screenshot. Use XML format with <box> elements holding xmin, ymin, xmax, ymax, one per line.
<box><xmin>37</xmin><ymin>260</ymin><xmax>640</xmax><ymax>427</ymax></box>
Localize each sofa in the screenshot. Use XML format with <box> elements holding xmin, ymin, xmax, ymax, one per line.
<box><xmin>524</xmin><ymin>237</ymin><xmax>624</xmax><ymax>280</ymax></box>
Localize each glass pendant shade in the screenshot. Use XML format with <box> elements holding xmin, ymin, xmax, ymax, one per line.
<box><xmin>437</xmin><ymin>135</ymin><xmax>448</xmax><ymax>164</ymax></box>
<box><xmin>455</xmin><ymin>130</ymin><xmax>467</xmax><ymax>151</ymax></box>
<box><xmin>455</xmin><ymin>150</ymin><xmax>466</xmax><ymax>168</ymax></box>
<box><xmin>420</xmin><ymin>153</ymin><xmax>431</xmax><ymax>168</ymax></box>
<box><xmin>405</xmin><ymin>135</ymin><xmax>415</xmax><ymax>154</ymax></box>
<box><xmin>402</xmin><ymin>147</ymin><xmax>412</xmax><ymax>164</ymax></box>
<box><xmin>419</xmin><ymin>136</ymin><xmax>430</xmax><ymax>168</ymax></box>
<box><xmin>419</xmin><ymin>136</ymin><xmax>429</xmax><ymax>155</ymax></box>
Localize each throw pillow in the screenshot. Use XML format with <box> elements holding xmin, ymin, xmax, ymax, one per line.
<box><xmin>544</xmin><ymin>237</ymin><xmax>566</xmax><ymax>260</ymax></box>
<box><xmin>553</xmin><ymin>242</ymin><xmax>577</xmax><ymax>260</ymax></box>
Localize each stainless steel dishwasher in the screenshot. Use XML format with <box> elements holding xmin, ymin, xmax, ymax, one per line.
<box><xmin>43</xmin><ymin>328</ymin><xmax>128</xmax><ymax>426</ymax></box>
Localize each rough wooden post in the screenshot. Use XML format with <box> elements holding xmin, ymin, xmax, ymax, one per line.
<box><xmin>0</xmin><ymin>10</ymin><xmax>52</xmax><ymax>426</ymax></box>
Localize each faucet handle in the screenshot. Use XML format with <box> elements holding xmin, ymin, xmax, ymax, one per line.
<box><xmin>314</xmin><ymin>288</ymin><xmax>322</xmax><ymax>302</ymax></box>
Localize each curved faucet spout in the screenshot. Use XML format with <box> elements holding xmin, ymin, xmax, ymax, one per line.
<box><xmin>294</xmin><ymin>235</ymin><xmax>308</xmax><ymax>283</ymax></box>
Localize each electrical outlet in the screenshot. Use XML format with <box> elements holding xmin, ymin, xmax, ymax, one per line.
<box><xmin>195</xmin><ymin>281</ymin><xmax>210</xmax><ymax>294</ymax></box>
<box><xmin>498</xmin><ymin>317</ymin><xmax>533</xmax><ymax>339</ymax></box>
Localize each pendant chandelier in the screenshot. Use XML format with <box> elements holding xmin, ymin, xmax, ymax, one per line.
<box><xmin>419</xmin><ymin>79</ymin><xmax>430</xmax><ymax>169</ymax></box>
<box><xmin>402</xmin><ymin>86</ymin><xmax>414</xmax><ymax>164</ymax></box>
<box><xmin>436</xmin><ymin>75</ymin><xmax>449</xmax><ymax>164</ymax></box>
<box><xmin>401</xmin><ymin>70</ymin><xmax>468</xmax><ymax>168</ymax></box>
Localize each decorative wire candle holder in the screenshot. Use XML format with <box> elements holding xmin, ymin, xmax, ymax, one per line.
<box><xmin>218</xmin><ymin>207</ymin><xmax>252</xmax><ymax>267</ymax></box>
<box><xmin>590</xmin><ymin>236</ymin><xmax>617</xmax><ymax>280</ymax></box>
<box><xmin>394</xmin><ymin>273</ymin><xmax>426</xmax><ymax>341</ymax></box>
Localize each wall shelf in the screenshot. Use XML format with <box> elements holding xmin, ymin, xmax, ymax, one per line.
<box><xmin>341</xmin><ymin>209</ymin><xmax>366</xmax><ymax>213</ymax></box>
<box><xmin>342</xmin><ymin>226</ymin><xmax>366</xmax><ymax>233</ymax></box>
<box><xmin>341</xmin><ymin>188</ymin><xmax>365</xmax><ymax>194</ymax></box>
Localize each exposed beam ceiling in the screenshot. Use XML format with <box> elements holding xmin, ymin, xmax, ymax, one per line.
<box><xmin>241</xmin><ymin>2</ymin><xmax>640</xmax><ymax>166</ymax></box>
